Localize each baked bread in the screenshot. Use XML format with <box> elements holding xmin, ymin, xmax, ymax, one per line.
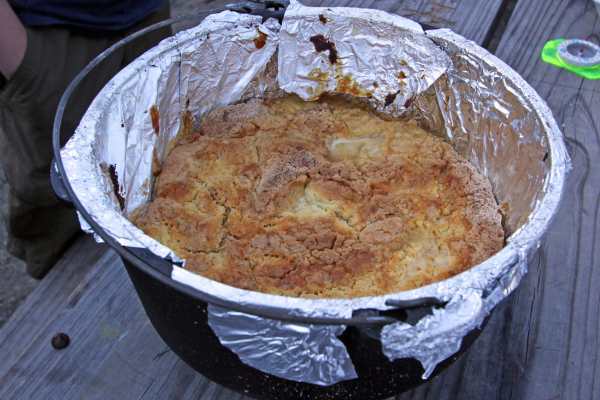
<box><xmin>132</xmin><ymin>95</ymin><xmax>504</xmax><ymax>298</ymax></box>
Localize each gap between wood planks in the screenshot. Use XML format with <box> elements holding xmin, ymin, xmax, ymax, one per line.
<box><xmin>483</xmin><ymin>0</ymin><xmax>519</xmax><ymax>52</ymax></box>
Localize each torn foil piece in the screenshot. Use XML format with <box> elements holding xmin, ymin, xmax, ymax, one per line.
<box><xmin>208</xmin><ymin>305</ymin><xmax>357</xmax><ymax>385</ymax></box>
<box><xmin>381</xmin><ymin>249</ymin><xmax>529</xmax><ymax>379</ymax></box>
<box><xmin>382</xmin><ymin>289</ymin><xmax>485</xmax><ymax>379</ymax></box>
<box><xmin>278</xmin><ymin>0</ymin><xmax>451</xmax><ymax>115</ymax></box>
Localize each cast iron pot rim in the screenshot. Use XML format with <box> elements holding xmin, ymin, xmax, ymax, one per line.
<box><xmin>51</xmin><ymin>11</ymin><xmax>568</xmax><ymax>326</ymax></box>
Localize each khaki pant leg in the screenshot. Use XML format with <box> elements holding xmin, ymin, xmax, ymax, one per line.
<box><xmin>0</xmin><ymin>6</ymin><xmax>171</xmax><ymax>278</ymax></box>
<box><xmin>0</xmin><ymin>27</ymin><xmax>123</xmax><ymax>278</ymax></box>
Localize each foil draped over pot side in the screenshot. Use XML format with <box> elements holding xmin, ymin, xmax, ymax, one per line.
<box><xmin>208</xmin><ymin>305</ymin><xmax>357</xmax><ymax>385</ymax></box>
<box><xmin>278</xmin><ymin>0</ymin><xmax>451</xmax><ymax>116</ymax></box>
<box><xmin>382</xmin><ymin>289</ymin><xmax>485</xmax><ymax>379</ymax></box>
<box><xmin>60</xmin><ymin>2</ymin><xmax>569</xmax><ymax>387</ymax></box>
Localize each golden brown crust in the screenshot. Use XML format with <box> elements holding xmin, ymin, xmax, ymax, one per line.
<box><xmin>132</xmin><ymin>95</ymin><xmax>504</xmax><ymax>298</ymax></box>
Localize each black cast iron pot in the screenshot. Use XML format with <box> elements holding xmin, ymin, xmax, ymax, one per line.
<box><xmin>50</xmin><ymin>6</ymin><xmax>495</xmax><ymax>400</ymax></box>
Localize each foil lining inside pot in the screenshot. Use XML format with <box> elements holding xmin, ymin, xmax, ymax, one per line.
<box><xmin>61</xmin><ymin>0</ymin><xmax>569</xmax><ymax>385</ymax></box>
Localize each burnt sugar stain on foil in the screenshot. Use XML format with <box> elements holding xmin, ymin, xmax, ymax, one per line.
<box><xmin>384</xmin><ymin>90</ymin><xmax>414</xmax><ymax>108</ymax></box>
<box><xmin>385</xmin><ymin>91</ymin><xmax>399</xmax><ymax>107</ymax></box>
<box><xmin>254</xmin><ymin>30</ymin><xmax>267</xmax><ymax>49</ymax></box>
<box><xmin>101</xmin><ymin>163</ymin><xmax>125</xmax><ymax>210</ymax></box>
<box><xmin>310</xmin><ymin>34</ymin><xmax>338</xmax><ymax>64</ymax></box>
<box><xmin>150</xmin><ymin>105</ymin><xmax>160</xmax><ymax>135</ymax></box>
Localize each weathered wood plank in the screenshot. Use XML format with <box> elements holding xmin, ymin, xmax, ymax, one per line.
<box><xmin>0</xmin><ymin>245</ymin><xmax>173</xmax><ymax>400</ymax></box>
<box><xmin>302</xmin><ymin>0</ymin><xmax>504</xmax><ymax>44</ymax></box>
<box><xmin>0</xmin><ymin>243</ymin><xmax>244</xmax><ymax>400</ymax></box>
<box><xmin>0</xmin><ymin>237</ymin><xmax>106</xmax><ymax>378</ymax></box>
<box><xmin>495</xmin><ymin>1</ymin><xmax>600</xmax><ymax>399</ymax></box>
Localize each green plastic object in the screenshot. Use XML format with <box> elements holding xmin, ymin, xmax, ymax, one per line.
<box><xmin>541</xmin><ymin>38</ymin><xmax>600</xmax><ymax>80</ymax></box>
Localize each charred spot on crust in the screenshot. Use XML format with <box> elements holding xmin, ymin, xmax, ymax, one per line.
<box><xmin>150</xmin><ymin>105</ymin><xmax>160</xmax><ymax>135</ymax></box>
<box><xmin>254</xmin><ymin>31</ymin><xmax>267</xmax><ymax>49</ymax></box>
<box><xmin>102</xmin><ymin>163</ymin><xmax>125</xmax><ymax>210</ymax></box>
<box><xmin>318</xmin><ymin>14</ymin><xmax>328</xmax><ymax>24</ymax></box>
<box><xmin>310</xmin><ymin>34</ymin><xmax>338</xmax><ymax>64</ymax></box>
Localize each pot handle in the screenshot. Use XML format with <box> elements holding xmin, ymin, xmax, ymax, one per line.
<box><xmin>50</xmin><ymin>160</ymin><xmax>72</xmax><ymax>203</ymax></box>
<box><xmin>225</xmin><ymin>1</ymin><xmax>288</xmax><ymax>21</ymax></box>
<box><xmin>124</xmin><ymin>246</ymin><xmax>178</xmax><ymax>277</ymax></box>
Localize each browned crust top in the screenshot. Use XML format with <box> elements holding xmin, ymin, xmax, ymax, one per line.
<box><xmin>132</xmin><ymin>95</ymin><xmax>504</xmax><ymax>298</ymax></box>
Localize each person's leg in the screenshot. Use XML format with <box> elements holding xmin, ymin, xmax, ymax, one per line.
<box><xmin>0</xmin><ymin>4</ymin><xmax>171</xmax><ymax>278</ymax></box>
<box><xmin>123</xmin><ymin>1</ymin><xmax>172</xmax><ymax>65</ymax></box>
<box><xmin>0</xmin><ymin>27</ymin><xmax>123</xmax><ymax>278</ymax></box>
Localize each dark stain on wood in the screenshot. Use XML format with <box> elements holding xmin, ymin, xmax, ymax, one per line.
<box><xmin>51</xmin><ymin>333</ymin><xmax>70</xmax><ymax>350</ymax></box>
<box><xmin>309</xmin><ymin>34</ymin><xmax>338</xmax><ymax>64</ymax></box>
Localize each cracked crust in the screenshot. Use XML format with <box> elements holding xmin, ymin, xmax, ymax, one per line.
<box><xmin>131</xmin><ymin>95</ymin><xmax>504</xmax><ymax>298</ymax></box>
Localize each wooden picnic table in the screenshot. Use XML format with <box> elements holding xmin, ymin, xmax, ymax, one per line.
<box><xmin>1</xmin><ymin>0</ymin><xmax>599</xmax><ymax>399</ymax></box>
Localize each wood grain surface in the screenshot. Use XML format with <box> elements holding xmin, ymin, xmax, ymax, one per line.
<box><xmin>301</xmin><ymin>0</ymin><xmax>504</xmax><ymax>44</ymax></box>
<box><xmin>492</xmin><ymin>1</ymin><xmax>600</xmax><ymax>399</ymax></box>
<box><xmin>2</xmin><ymin>1</ymin><xmax>598</xmax><ymax>399</ymax></box>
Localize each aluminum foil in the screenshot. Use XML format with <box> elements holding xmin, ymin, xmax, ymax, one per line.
<box><xmin>382</xmin><ymin>289</ymin><xmax>485</xmax><ymax>378</ymax></box>
<box><xmin>278</xmin><ymin>0</ymin><xmax>451</xmax><ymax>116</ymax></box>
<box><xmin>61</xmin><ymin>1</ymin><xmax>569</xmax><ymax>386</ymax></box>
<box><xmin>208</xmin><ymin>305</ymin><xmax>357</xmax><ymax>385</ymax></box>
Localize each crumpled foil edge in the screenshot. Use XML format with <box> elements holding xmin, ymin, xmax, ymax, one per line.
<box><xmin>208</xmin><ymin>305</ymin><xmax>357</xmax><ymax>385</ymax></box>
